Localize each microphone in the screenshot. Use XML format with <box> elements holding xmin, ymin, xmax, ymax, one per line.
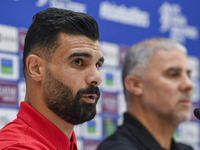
<box><xmin>193</xmin><ymin>108</ymin><xmax>200</xmax><ymax>120</ymax></box>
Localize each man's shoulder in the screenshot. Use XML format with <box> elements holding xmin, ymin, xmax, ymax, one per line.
<box><xmin>97</xmin><ymin>136</ymin><xmax>137</xmax><ymax>150</ymax></box>
<box><xmin>0</xmin><ymin>118</ymin><xmax>29</xmax><ymax>149</ymax></box>
<box><xmin>176</xmin><ymin>142</ymin><xmax>194</xmax><ymax>150</ymax></box>
<box><xmin>0</xmin><ymin>118</ymin><xmax>56</xmax><ymax>150</ymax></box>
<box><xmin>97</xmin><ymin>128</ymin><xmax>138</xmax><ymax>150</ymax></box>
<box><xmin>0</xmin><ymin>118</ymin><xmax>28</xmax><ymax>139</ymax></box>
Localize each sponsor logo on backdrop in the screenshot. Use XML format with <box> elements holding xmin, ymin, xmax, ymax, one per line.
<box><xmin>102</xmin><ymin>93</ymin><xmax>117</xmax><ymax>114</ymax></box>
<box><xmin>100</xmin><ymin>42</ymin><xmax>119</xmax><ymax>67</ymax></box>
<box><xmin>36</xmin><ymin>0</ymin><xmax>86</xmax><ymax>13</ymax></box>
<box><xmin>84</xmin><ymin>141</ymin><xmax>100</xmax><ymax>150</ymax></box>
<box><xmin>106</xmin><ymin>73</ymin><xmax>113</xmax><ymax>86</ymax></box>
<box><xmin>0</xmin><ymin>108</ymin><xmax>18</xmax><ymax>129</ymax></box>
<box><xmin>103</xmin><ymin>117</ymin><xmax>117</xmax><ymax>137</ymax></box>
<box><xmin>87</xmin><ymin>121</ymin><xmax>96</xmax><ymax>133</ymax></box>
<box><xmin>158</xmin><ymin>2</ymin><xmax>199</xmax><ymax>43</ymax></box>
<box><xmin>1</xmin><ymin>59</ymin><xmax>13</xmax><ymax>74</ymax></box>
<box><xmin>0</xmin><ymin>82</ymin><xmax>18</xmax><ymax>106</ymax></box>
<box><xmin>104</xmin><ymin>71</ymin><xmax>115</xmax><ymax>90</ymax></box>
<box><xmin>99</xmin><ymin>67</ymin><xmax>118</xmax><ymax>92</ymax></box>
<box><xmin>83</xmin><ymin>115</ymin><xmax>102</xmax><ymax>139</ymax></box>
<box><xmin>0</xmin><ymin>53</ymin><xmax>19</xmax><ymax>80</ymax></box>
<box><xmin>174</xmin><ymin>122</ymin><xmax>199</xmax><ymax>144</ymax></box>
<box><xmin>99</xmin><ymin>1</ymin><xmax>150</xmax><ymax>28</ymax></box>
<box><xmin>19</xmin><ymin>28</ymin><xmax>27</xmax><ymax>53</ymax></box>
<box><xmin>0</xmin><ymin>24</ymin><xmax>18</xmax><ymax>53</ymax></box>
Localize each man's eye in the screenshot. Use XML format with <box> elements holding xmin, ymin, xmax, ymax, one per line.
<box><xmin>96</xmin><ymin>63</ymin><xmax>102</xmax><ymax>70</ymax></box>
<box><xmin>169</xmin><ymin>72</ymin><xmax>178</xmax><ymax>77</ymax></box>
<box><xmin>96</xmin><ymin>64</ymin><xmax>100</xmax><ymax>70</ymax></box>
<box><xmin>74</xmin><ymin>59</ymin><xmax>82</xmax><ymax>66</ymax></box>
<box><xmin>187</xmin><ymin>72</ymin><xmax>191</xmax><ymax>79</ymax></box>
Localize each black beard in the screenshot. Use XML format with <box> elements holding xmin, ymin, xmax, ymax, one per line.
<box><xmin>43</xmin><ymin>68</ymin><xmax>100</xmax><ymax>125</ymax></box>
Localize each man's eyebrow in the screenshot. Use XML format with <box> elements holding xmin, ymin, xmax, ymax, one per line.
<box><xmin>68</xmin><ymin>52</ymin><xmax>105</xmax><ymax>64</ymax></box>
<box><xmin>167</xmin><ymin>67</ymin><xmax>192</xmax><ymax>73</ymax></box>
<box><xmin>167</xmin><ymin>67</ymin><xmax>182</xmax><ymax>71</ymax></box>
<box><xmin>68</xmin><ymin>52</ymin><xmax>92</xmax><ymax>60</ymax></box>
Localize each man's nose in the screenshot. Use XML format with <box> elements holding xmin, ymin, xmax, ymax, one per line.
<box><xmin>180</xmin><ymin>75</ymin><xmax>194</xmax><ymax>93</ymax></box>
<box><xmin>86</xmin><ymin>67</ymin><xmax>102</xmax><ymax>87</ymax></box>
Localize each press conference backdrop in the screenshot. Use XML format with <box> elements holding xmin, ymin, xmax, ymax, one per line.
<box><xmin>0</xmin><ymin>0</ymin><xmax>200</xmax><ymax>149</ymax></box>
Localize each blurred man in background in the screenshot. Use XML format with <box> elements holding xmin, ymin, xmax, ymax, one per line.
<box><xmin>97</xmin><ymin>38</ymin><xmax>194</xmax><ymax>150</ymax></box>
<box><xmin>0</xmin><ymin>8</ymin><xmax>104</xmax><ymax>150</ymax></box>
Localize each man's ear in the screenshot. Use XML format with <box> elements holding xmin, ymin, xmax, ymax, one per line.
<box><xmin>26</xmin><ymin>54</ymin><xmax>45</xmax><ymax>82</ymax></box>
<box><xmin>124</xmin><ymin>75</ymin><xmax>143</xmax><ymax>96</ymax></box>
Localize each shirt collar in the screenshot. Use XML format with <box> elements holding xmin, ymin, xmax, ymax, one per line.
<box><xmin>17</xmin><ymin>102</ymin><xmax>77</xmax><ymax>150</ymax></box>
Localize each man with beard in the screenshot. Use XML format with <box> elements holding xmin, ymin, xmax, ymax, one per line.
<box><xmin>97</xmin><ymin>38</ymin><xmax>194</xmax><ymax>150</ymax></box>
<box><xmin>0</xmin><ymin>8</ymin><xmax>104</xmax><ymax>150</ymax></box>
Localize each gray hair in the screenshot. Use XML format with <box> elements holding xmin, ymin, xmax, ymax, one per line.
<box><xmin>122</xmin><ymin>37</ymin><xmax>187</xmax><ymax>97</ymax></box>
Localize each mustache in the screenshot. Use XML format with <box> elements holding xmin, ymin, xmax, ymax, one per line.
<box><xmin>77</xmin><ymin>85</ymin><xmax>100</xmax><ymax>99</ymax></box>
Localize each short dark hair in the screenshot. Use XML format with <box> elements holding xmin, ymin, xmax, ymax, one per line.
<box><xmin>23</xmin><ymin>7</ymin><xmax>99</xmax><ymax>76</ymax></box>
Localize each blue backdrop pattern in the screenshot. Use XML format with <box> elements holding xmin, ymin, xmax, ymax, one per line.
<box><xmin>0</xmin><ymin>0</ymin><xmax>200</xmax><ymax>150</ymax></box>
